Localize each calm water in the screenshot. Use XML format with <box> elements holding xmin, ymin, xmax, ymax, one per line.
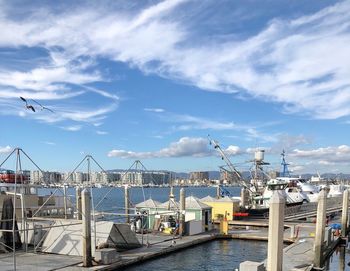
<box><xmin>326</xmin><ymin>245</ymin><xmax>350</xmax><ymax>271</ymax></box>
<box><xmin>124</xmin><ymin>239</ymin><xmax>267</xmax><ymax>271</ymax></box>
<box><xmin>39</xmin><ymin>186</ymin><xmax>241</xmax><ymax>213</ymax></box>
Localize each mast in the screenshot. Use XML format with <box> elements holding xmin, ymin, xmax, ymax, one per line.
<box><xmin>280</xmin><ymin>150</ymin><xmax>290</xmax><ymax>177</ymax></box>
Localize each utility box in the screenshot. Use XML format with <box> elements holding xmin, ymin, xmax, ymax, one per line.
<box><xmin>239</xmin><ymin>261</ymin><xmax>265</xmax><ymax>271</ymax></box>
<box><xmin>94</xmin><ymin>248</ymin><xmax>120</xmax><ymax>264</ymax></box>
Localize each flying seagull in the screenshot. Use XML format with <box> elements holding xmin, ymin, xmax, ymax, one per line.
<box><xmin>20</xmin><ymin>96</ymin><xmax>35</xmax><ymax>112</ymax></box>
<box><xmin>19</xmin><ymin>96</ymin><xmax>54</xmax><ymax>113</ymax></box>
<box><xmin>31</xmin><ymin>99</ymin><xmax>54</xmax><ymax>113</ymax></box>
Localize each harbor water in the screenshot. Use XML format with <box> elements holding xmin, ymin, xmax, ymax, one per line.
<box><xmin>124</xmin><ymin>239</ymin><xmax>267</xmax><ymax>271</ymax></box>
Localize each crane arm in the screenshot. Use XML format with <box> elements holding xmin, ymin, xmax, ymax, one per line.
<box><xmin>208</xmin><ymin>135</ymin><xmax>248</xmax><ymax>189</ymax></box>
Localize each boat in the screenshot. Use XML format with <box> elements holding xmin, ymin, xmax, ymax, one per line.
<box><xmin>0</xmin><ymin>169</ymin><xmax>29</xmax><ymax>184</ymax></box>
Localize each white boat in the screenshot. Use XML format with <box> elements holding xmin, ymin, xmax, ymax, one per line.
<box><xmin>253</xmin><ymin>179</ymin><xmax>306</xmax><ymax>208</ymax></box>
<box><xmin>276</xmin><ymin>177</ymin><xmax>320</xmax><ymax>203</ymax></box>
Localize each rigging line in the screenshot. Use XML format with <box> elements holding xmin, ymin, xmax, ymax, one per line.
<box><xmin>89</xmin><ymin>155</ymin><xmax>109</xmax><ymax>176</ymax></box>
<box><xmin>0</xmin><ymin>147</ymin><xmax>17</xmax><ymax>168</ymax></box>
<box><xmin>135</xmin><ymin>161</ymin><xmax>146</xmax><ymax>203</ymax></box>
<box><xmin>19</xmin><ymin>149</ymin><xmax>45</xmax><ymax>178</ymax></box>
<box><xmin>95</xmin><ymin>160</ymin><xmax>138</xmax><ymax>209</ymax></box>
<box><xmin>63</xmin><ymin>155</ymin><xmax>88</xmax><ymax>183</ymax></box>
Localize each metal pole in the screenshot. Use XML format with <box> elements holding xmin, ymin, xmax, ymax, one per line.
<box><xmin>76</xmin><ymin>187</ymin><xmax>82</xmax><ymax>220</ymax></box>
<box><xmin>314</xmin><ymin>189</ymin><xmax>327</xmax><ymax>269</ymax></box>
<box><xmin>267</xmin><ymin>190</ymin><xmax>285</xmax><ymax>271</ymax></box>
<box><xmin>12</xmin><ymin>148</ymin><xmax>20</xmax><ymax>271</ymax></box>
<box><xmin>63</xmin><ymin>184</ymin><xmax>68</xmax><ymax>219</ymax></box>
<box><xmin>179</xmin><ymin>188</ymin><xmax>185</xmax><ymax>236</ymax></box>
<box><xmin>125</xmin><ymin>185</ymin><xmax>130</xmax><ymax>223</ymax></box>
<box><xmin>87</xmin><ymin>156</ymin><xmax>97</xmax><ymax>251</ymax></box>
<box><xmin>216</xmin><ymin>186</ymin><xmax>220</xmax><ymax>199</ymax></box>
<box><xmin>82</xmin><ymin>189</ymin><xmax>92</xmax><ymax>267</ymax></box>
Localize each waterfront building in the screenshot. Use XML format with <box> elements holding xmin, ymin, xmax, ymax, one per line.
<box><xmin>189</xmin><ymin>171</ymin><xmax>209</xmax><ymax>182</ymax></box>
<box><xmin>201</xmin><ymin>195</ymin><xmax>240</xmax><ymax>221</ymax></box>
<box><xmin>30</xmin><ymin>170</ymin><xmax>62</xmax><ymax>184</ymax></box>
<box><xmin>120</xmin><ymin>171</ymin><xmax>174</xmax><ymax>186</ymax></box>
<box><xmin>136</xmin><ymin>196</ymin><xmax>212</xmax><ymax>233</ymax></box>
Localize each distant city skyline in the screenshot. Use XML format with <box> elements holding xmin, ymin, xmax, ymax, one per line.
<box><xmin>0</xmin><ymin>1</ymin><xmax>349</xmax><ymax>174</ymax></box>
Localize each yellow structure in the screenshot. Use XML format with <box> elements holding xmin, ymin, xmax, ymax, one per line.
<box><xmin>201</xmin><ymin>196</ymin><xmax>240</xmax><ymax>221</ymax></box>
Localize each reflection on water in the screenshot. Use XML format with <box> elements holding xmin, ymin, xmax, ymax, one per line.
<box><xmin>326</xmin><ymin>244</ymin><xmax>350</xmax><ymax>271</ymax></box>
<box><xmin>124</xmin><ymin>240</ymin><xmax>267</xmax><ymax>271</ymax></box>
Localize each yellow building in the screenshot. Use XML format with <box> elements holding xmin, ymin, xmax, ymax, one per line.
<box><xmin>201</xmin><ymin>196</ymin><xmax>240</xmax><ymax>221</ymax></box>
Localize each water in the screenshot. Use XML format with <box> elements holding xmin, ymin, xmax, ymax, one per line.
<box><xmin>124</xmin><ymin>239</ymin><xmax>267</xmax><ymax>271</ymax></box>
<box><xmin>326</xmin><ymin>245</ymin><xmax>350</xmax><ymax>271</ymax></box>
<box><xmin>39</xmin><ymin>186</ymin><xmax>241</xmax><ymax>213</ymax></box>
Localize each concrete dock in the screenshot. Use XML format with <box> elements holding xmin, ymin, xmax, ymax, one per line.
<box><xmin>0</xmin><ymin>217</ymin><xmax>343</xmax><ymax>271</ymax></box>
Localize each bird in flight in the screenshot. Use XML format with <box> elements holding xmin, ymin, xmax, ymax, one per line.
<box><xmin>20</xmin><ymin>96</ymin><xmax>36</xmax><ymax>112</ymax></box>
<box><xmin>19</xmin><ymin>97</ymin><xmax>54</xmax><ymax>113</ymax></box>
<box><xmin>31</xmin><ymin>99</ymin><xmax>54</xmax><ymax>113</ymax></box>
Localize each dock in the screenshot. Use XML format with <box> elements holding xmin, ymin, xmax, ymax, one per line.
<box><xmin>0</xmin><ymin>218</ymin><xmax>344</xmax><ymax>271</ymax></box>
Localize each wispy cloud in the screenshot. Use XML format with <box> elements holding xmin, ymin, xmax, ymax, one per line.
<box><xmin>108</xmin><ymin>136</ymin><xmax>241</xmax><ymax>159</ymax></box>
<box><xmin>0</xmin><ymin>145</ymin><xmax>12</xmax><ymax>154</ymax></box>
<box><xmin>290</xmin><ymin>145</ymin><xmax>350</xmax><ymax>164</ymax></box>
<box><xmin>43</xmin><ymin>141</ymin><xmax>56</xmax><ymax>146</ymax></box>
<box><xmin>144</xmin><ymin>108</ymin><xmax>165</xmax><ymax>113</ymax></box>
<box><xmin>60</xmin><ymin>125</ymin><xmax>82</xmax><ymax>132</ymax></box>
<box><xmin>0</xmin><ymin>0</ymin><xmax>349</xmax><ymax>121</ymax></box>
<box><xmin>96</xmin><ymin>130</ymin><xmax>108</xmax><ymax>135</ymax></box>
<box><xmin>108</xmin><ymin>137</ymin><xmax>211</xmax><ymax>159</ymax></box>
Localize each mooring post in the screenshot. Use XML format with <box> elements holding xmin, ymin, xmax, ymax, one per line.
<box><xmin>314</xmin><ymin>189</ymin><xmax>327</xmax><ymax>269</ymax></box>
<box><xmin>125</xmin><ymin>185</ymin><xmax>130</xmax><ymax>223</ymax></box>
<box><xmin>341</xmin><ymin>189</ymin><xmax>349</xmax><ymax>236</ymax></box>
<box><xmin>76</xmin><ymin>186</ymin><xmax>82</xmax><ymax>220</ymax></box>
<box><xmin>267</xmin><ymin>190</ymin><xmax>285</xmax><ymax>271</ymax></box>
<box><xmin>82</xmin><ymin>189</ymin><xmax>92</xmax><ymax>267</ymax></box>
<box><xmin>63</xmin><ymin>184</ymin><xmax>68</xmax><ymax>219</ymax></box>
<box><xmin>179</xmin><ymin>188</ymin><xmax>186</xmax><ymax>235</ymax></box>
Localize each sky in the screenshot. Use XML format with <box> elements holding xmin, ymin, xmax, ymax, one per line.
<box><xmin>0</xmin><ymin>0</ymin><xmax>350</xmax><ymax>174</ymax></box>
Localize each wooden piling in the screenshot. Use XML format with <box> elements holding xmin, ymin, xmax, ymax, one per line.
<box><xmin>341</xmin><ymin>189</ymin><xmax>349</xmax><ymax>236</ymax></box>
<box><xmin>125</xmin><ymin>185</ymin><xmax>130</xmax><ymax>224</ymax></box>
<box><xmin>82</xmin><ymin>189</ymin><xmax>92</xmax><ymax>267</ymax></box>
<box><xmin>267</xmin><ymin>190</ymin><xmax>285</xmax><ymax>271</ymax></box>
<box><xmin>314</xmin><ymin>189</ymin><xmax>327</xmax><ymax>269</ymax></box>
<box><xmin>179</xmin><ymin>188</ymin><xmax>185</xmax><ymax>235</ymax></box>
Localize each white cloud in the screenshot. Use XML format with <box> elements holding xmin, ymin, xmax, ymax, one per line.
<box><xmin>43</xmin><ymin>141</ymin><xmax>56</xmax><ymax>145</ymax></box>
<box><xmin>0</xmin><ymin>1</ymin><xmax>349</xmax><ymax>120</ymax></box>
<box><xmin>0</xmin><ymin>145</ymin><xmax>12</xmax><ymax>154</ymax></box>
<box><xmin>96</xmin><ymin>130</ymin><xmax>108</xmax><ymax>135</ymax></box>
<box><xmin>290</xmin><ymin>145</ymin><xmax>350</xmax><ymax>166</ymax></box>
<box><xmin>60</xmin><ymin>125</ymin><xmax>82</xmax><ymax>132</ymax></box>
<box><xmin>144</xmin><ymin>108</ymin><xmax>165</xmax><ymax>113</ymax></box>
<box><xmin>108</xmin><ymin>137</ymin><xmax>210</xmax><ymax>159</ymax></box>
<box><xmin>224</xmin><ymin>145</ymin><xmax>241</xmax><ymax>156</ymax></box>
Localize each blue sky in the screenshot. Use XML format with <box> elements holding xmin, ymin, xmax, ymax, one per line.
<box><xmin>0</xmin><ymin>0</ymin><xmax>350</xmax><ymax>174</ymax></box>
